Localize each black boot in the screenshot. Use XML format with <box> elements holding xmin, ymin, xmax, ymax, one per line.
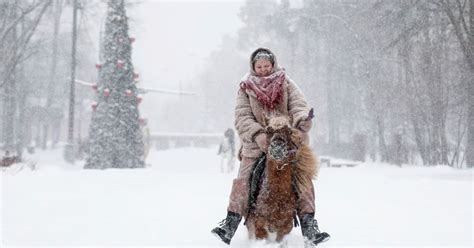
<box><xmin>211</xmin><ymin>211</ymin><xmax>242</xmax><ymax>245</ymax></box>
<box><xmin>300</xmin><ymin>213</ymin><xmax>330</xmax><ymax>246</ymax></box>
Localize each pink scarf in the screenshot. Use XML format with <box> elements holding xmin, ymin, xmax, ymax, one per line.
<box><xmin>240</xmin><ymin>69</ymin><xmax>286</xmax><ymax>110</ymax></box>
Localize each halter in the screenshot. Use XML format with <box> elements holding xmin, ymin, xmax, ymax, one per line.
<box><xmin>272</xmin><ymin>138</ymin><xmax>299</xmax><ymax>171</ymax></box>
<box><xmin>276</xmin><ymin>163</ymin><xmax>288</xmax><ymax>171</ymax></box>
<box><xmin>275</xmin><ymin>156</ymin><xmax>299</xmax><ymax>171</ymax></box>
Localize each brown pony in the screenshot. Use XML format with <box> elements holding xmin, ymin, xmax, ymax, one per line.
<box><xmin>245</xmin><ymin>115</ymin><xmax>318</xmax><ymax>243</ymax></box>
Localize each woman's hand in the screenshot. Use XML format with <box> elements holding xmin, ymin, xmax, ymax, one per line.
<box><xmin>255</xmin><ymin>132</ymin><xmax>268</xmax><ymax>152</ymax></box>
<box><xmin>298</xmin><ymin>119</ymin><xmax>312</xmax><ymax>133</ymax></box>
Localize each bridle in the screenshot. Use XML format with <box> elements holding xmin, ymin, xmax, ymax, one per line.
<box><xmin>274</xmin><ymin>140</ymin><xmax>299</xmax><ymax>171</ymax></box>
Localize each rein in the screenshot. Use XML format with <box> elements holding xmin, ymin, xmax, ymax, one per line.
<box><xmin>275</xmin><ymin>158</ymin><xmax>298</xmax><ymax>171</ymax></box>
<box><xmin>276</xmin><ymin>163</ymin><xmax>287</xmax><ymax>171</ymax></box>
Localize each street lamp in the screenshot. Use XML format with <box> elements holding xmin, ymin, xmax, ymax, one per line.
<box><xmin>64</xmin><ymin>0</ymin><xmax>79</xmax><ymax>163</ymax></box>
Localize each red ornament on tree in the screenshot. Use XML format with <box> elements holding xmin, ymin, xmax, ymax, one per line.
<box><xmin>95</xmin><ymin>63</ymin><xmax>102</xmax><ymax>69</ymax></box>
<box><xmin>104</xmin><ymin>88</ymin><xmax>111</xmax><ymax>97</ymax></box>
<box><xmin>136</xmin><ymin>95</ymin><xmax>143</xmax><ymax>104</ymax></box>
<box><xmin>125</xmin><ymin>89</ymin><xmax>133</xmax><ymax>97</ymax></box>
<box><xmin>130</xmin><ymin>37</ymin><xmax>135</xmax><ymax>43</ymax></box>
<box><xmin>91</xmin><ymin>102</ymin><xmax>98</xmax><ymax>111</ymax></box>
<box><xmin>92</xmin><ymin>83</ymin><xmax>98</xmax><ymax>91</ymax></box>
<box><xmin>133</xmin><ymin>72</ymin><xmax>139</xmax><ymax>80</ymax></box>
<box><xmin>116</xmin><ymin>59</ymin><xmax>125</xmax><ymax>68</ymax></box>
<box><xmin>138</xmin><ymin>117</ymin><xmax>147</xmax><ymax>126</ymax></box>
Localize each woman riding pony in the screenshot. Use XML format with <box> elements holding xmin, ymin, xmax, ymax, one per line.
<box><xmin>211</xmin><ymin>48</ymin><xmax>330</xmax><ymax>246</ymax></box>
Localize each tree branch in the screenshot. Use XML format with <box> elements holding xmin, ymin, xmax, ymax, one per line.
<box><xmin>456</xmin><ymin>0</ymin><xmax>470</xmax><ymax>37</ymax></box>
<box><xmin>0</xmin><ymin>1</ymin><xmax>51</xmax><ymax>89</ymax></box>
<box><xmin>440</xmin><ymin>0</ymin><xmax>473</xmax><ymax>68</ymax></box>
<box><xmin>0</xmin><ymin>1</ymin><xmax>43</xmax><ymax>44</ymax></box>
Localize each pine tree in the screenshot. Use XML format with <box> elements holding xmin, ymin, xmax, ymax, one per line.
<box><xmin>85</xmin><ymin>0</ymin><xmax>144</xmax><ymax>169</ymax></box>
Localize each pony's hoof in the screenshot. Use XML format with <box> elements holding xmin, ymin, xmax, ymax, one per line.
<box><xmin>278</xmin><ymin>240</ymin><xmax>288</xmax><ymax>248</ymax></box>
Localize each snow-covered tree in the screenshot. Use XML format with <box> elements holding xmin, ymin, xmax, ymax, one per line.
<box><xmin>85</xmin><ymin>0</ymin><xmax>144</xmax><ymax>169</ymax></box>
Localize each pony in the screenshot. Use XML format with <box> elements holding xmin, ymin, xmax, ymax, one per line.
<box><xmin>245</xmin><ymin>115</ymin><xmax>318</xmax><ymax>243</ymax></box>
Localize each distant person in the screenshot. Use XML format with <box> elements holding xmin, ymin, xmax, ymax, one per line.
<box><xmin>217</xmin><ymin>128</ymin><xmax>236</xmax><ymax>173</ymax></box>
<box><xmin>211</xmin><ymin>48</ymin><xmax>329</xmax><ymax>245</ymax></box>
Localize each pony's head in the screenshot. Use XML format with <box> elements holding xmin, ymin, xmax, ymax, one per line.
<box><xmin>263</xmin><ymin>115</ymin><xmax>303</xmax><ymax>162</ymax></box>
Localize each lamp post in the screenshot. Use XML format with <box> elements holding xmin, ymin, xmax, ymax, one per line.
<box><xmin>64</xmin><ymin>0</ymin><xmax>78</xmax><ymax>163</ymax></box>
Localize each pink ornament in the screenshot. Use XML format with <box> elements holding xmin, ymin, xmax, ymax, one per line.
<box><xmin>138</xmin><ymin>118</ymin><xmax>147</xmax><ymax>126</ymax></box>
<box><xmin>95</xmin><ymin>63</ymin><xmax>102</xmax><ymax>69</ymax></box>
<box><xmin>91</xmin><ymin>102</ymin><xmax>98</xmax><ymax>111</ymax></box>
<box><xmin>125</xmin><ymin>89</ymin><xmax>133</xmax><ymax>97</ymax></box>
<box><xmin>104</xmin><ymin>88</ymin><xmax>110</xmax><ymax>97</ymax></box>
<box><xmin>133</xmin><ymin>72</ymin><xmax>139</xmax><ymax>79</ymax></box>
<box><xmin>130</xmin><ymin>37</ymin><xmax>136</xmax><ymax>43</ymax></box>
<box><xmin>92</xmin><ymin>83</ymin><xmax>98</xmax><ymax>91</ymax></box>
<box><xmin>136</xmin><ymin>95</ymin><xmax>143</xmax><ymax>104</ymax></box>
<box><xmin>116</xmin><ymin>60</ymin><xmax>125</xmax><ymax>68</ymax></box>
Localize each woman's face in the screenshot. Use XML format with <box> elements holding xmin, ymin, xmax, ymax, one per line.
<box><xmin>254</xmin><ymin>59</ymin><xmax>273</xmax><ymax>77</ymax></box>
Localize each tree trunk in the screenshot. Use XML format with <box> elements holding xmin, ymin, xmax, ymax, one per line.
<box><xmin>42</xmin><ymin>0</ymin><xmax>62</xmax><ymax>150</ymax></box>
<box><xmin>3</xmin><ymin>6</ymin><xmax>17</xmax><ymax>152</ymax></box>
<box><xmin>440</xmin><ymin>0</ymin><xmax>474</xmax><ymax>167</ymax></box>
<box><xmin>3</xmin><ymin>74</ymin><xmax>15</xmax><ymax>151</ymax></box>
<box><xmin>376</xmin><ymin>115</ymin><xmax>389</xmax><ymax>162</ymax></box>
<box><xmin>16</xmin><ymin>69</ymin><xmax>27</xmax><ymax>159</ymax></box>
<box><xmin>465</xmin><ymin>0</ymin><xmax>474</xmax><ymax>168</ymax></box>
<box><xmin>467</xmin><ymin>70</ymin><xmax>474</xmax><ymax>168</ymax></box>
<box><xmin>401</xmin><ymin>46</ymin><xmax>430</xmax><ymax>165</ymax></box>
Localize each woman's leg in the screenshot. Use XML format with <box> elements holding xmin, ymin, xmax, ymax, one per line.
<box><xmin>296</xmin><ymin>182</ymin><xmax>316</xmax><ymax>216</ymax></box>
<box><xmin>227</xmin><ymin>156</ymin><xmax>256</xmax><ymax>216</ymax></box>
<box><xmin>296</xmin><ymin>181</ymin><xmax>330</xmax><ymax>245</ymax></box>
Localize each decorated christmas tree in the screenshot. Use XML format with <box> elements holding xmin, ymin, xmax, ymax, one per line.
<box><xmin>85</xmin><ymin>0</ymin><xmax>144</xmax><ymax>169</ymax></box>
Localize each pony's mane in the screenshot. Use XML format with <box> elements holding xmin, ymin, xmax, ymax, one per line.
<box><xmin>267</xmin><ymin>115</ymin><xmax>319</xmax><ymax>191</ymax></box>
<box><xmin>291</xmin><ymin>128</ymin><xmax>319</xmax><ymax>192</ymax></box>
<box><xmin>294</xmin><ymin>145</ymin><xmax>319</xmax><ymax>192</ymax></box>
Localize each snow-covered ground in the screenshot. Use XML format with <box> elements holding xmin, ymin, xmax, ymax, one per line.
<box><xmin>1</xmin><ymin>147</ymin><xmax>472</xmax><ymax>247</ymax></box>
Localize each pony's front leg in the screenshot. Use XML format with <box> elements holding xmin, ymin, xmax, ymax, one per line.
<box><xmin>255</xmin><ymin>226</ymin><xmax>268</xmax><ymax>240</ymax></box>
<box><xmin>276</xmin><ymin>221</ymin><xmax>293</xmax><ymax>242</ymax></box>
<box><xmin>254</xmin><ymin>219</ymin><xmax>268</xmax><ymax>240</ymax></box>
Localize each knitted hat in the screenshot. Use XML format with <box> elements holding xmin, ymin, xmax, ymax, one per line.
<box><xmin>251</xmin><ymin>48</ymin><xmax>275</xmax><ymax>68</ymax></box>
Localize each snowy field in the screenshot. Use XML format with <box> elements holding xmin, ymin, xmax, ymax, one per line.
<box><xmin>1</xmin><ymin>147</ymin><xmax>472</xmax><ymax>247</ymax></box>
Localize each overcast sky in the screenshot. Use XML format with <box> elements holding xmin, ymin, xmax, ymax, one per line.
<box><xmin>110</xmin><ymin>0</ymin><xmax>246</xmax><ymax>128</ymax></box>
<box><xmin>130</xmin><ymin>0</ymin><xmax>245</xmax><ymax>90</ymax></box>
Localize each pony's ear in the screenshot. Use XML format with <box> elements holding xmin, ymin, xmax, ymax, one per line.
<box><xmin>291</xmin><ymin>128</ymin><xmax>304</xmax><ymax>146</ymax></box>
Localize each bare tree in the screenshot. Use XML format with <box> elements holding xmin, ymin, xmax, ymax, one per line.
<box><xmin>436</xmin><ymin>0</ymin><xmax>473</xmax><ymax>167</ymax></box>
<box><xmin>41</xmin><ymin>0</ymin><xmax>64</xmax><ymax>149</ymax></box>
<box><xmin>0</xmin><ymin>0</ymin><xmax>51</xmax><ymax>155</ymax></box>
